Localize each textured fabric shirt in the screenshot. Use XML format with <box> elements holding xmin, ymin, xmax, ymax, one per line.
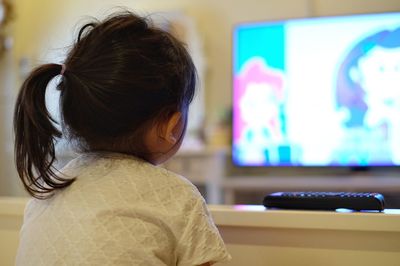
<box><xmin>16</xmin><ymin>152</ymin><xmax>231</xmax><ymax>265</ymax></box>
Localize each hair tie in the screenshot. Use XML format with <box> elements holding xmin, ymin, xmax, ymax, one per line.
<box><xmin>60</xmin><ymin>64</ymin><xmax>66</xmax><ymax>75</ymax></box>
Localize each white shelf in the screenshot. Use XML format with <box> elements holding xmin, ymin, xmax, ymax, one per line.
<box><xmin>164</xmin><ymin>148</ymin><xmax>400</xmax><ymax>205</ymax></box>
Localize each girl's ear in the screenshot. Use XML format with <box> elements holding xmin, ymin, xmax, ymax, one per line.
<box><xmin>161</xmin><ymin>111</ymin><xmax>182</xmax><ymax>144</ymax></box>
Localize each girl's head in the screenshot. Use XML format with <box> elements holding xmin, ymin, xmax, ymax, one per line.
<box><xmin>14</xmin><ymin>11</ymin><xmax>197</xmax><ymax>198</ymax></box>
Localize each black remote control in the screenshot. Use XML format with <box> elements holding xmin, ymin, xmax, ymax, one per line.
<box><xmin>263</xmin><ymin>192</ymin><xmax>385</xmax><ymax>211</ymax></box>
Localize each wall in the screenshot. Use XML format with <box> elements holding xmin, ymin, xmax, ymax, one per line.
<box><xmin>12</xmin><ymin>0</ymin><xmax>311</xmax><ymax>125</ymax></box>
<box><xmin>1</xmin><ymin>0</ymin><xmax>400</xmax><ymax>196</ymax></box>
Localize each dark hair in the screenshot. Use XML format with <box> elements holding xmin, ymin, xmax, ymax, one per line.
<box><xmin>13</xmin><ymin>11</ymin><xmax>197</xmax><ymax>199</ymax></box>
<box><xmin>336</xmin><ymin>27</ymin><xmax>400</xmax><ymax>127</ymax></box>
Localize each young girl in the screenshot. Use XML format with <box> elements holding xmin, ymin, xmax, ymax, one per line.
<box><xmin>14</xmin><ymin>11</ymin><xmax>231</xmax><ymax>266</ymax></box>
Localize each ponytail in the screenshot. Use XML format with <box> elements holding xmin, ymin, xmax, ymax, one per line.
<box><xmin>14</xmin><ymin>64</ymin><xmax>74</xmax><ymax>199</ymax></box>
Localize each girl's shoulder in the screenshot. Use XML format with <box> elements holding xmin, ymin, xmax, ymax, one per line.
<box><xmin>61</xmin><ymin>151</ymin><xmax>203</xmax><ymax>206</ymax></box>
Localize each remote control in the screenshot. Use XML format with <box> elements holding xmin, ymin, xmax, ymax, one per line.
<box><xmin>263</xmin><ymin>192</ymin><xmax>385</xmax><ymax>211</ymax></box>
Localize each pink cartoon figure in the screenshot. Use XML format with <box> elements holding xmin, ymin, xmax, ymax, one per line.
<box><xmin>233</xmin><ymin>57</ymin><xmax>286</xmax><ymax>165</ymax></box>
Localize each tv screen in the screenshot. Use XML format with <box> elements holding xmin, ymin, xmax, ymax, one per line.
<box><xmin>232</xmin><ymin>12</ymin><xmax>400</xmax><ymax>167</ymax></box>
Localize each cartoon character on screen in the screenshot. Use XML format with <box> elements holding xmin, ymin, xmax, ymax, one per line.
<box><xmin>335</xmin><ymin>27</ymin><xmax>400</xmax><ymax>165</ymax></box>
<box><xmin>234</xmin><ymin>57</ymin><xmax>287</xmax><ymax>165</ymax></box>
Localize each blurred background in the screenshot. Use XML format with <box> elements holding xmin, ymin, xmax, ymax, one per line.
<box><xmin>1</xmin><ymin>0</ymin><xmax>400</xmax><ymax>207</ymax></box>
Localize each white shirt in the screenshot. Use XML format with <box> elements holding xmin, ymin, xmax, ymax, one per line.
<box><xmin>16</xmin><ymin>152</ymin><xmax>231</xmax><ymax>265</ymax></box>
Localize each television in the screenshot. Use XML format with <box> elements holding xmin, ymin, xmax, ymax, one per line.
<box><xmin>232</xmin><ymin>12</ymin><xmax>400</xmax><ymax>167</ymax></box>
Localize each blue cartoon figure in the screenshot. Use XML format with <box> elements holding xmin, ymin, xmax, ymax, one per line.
<box><xmin>335</xmin><ymin>27</ymin><xmax>400</xmax><ymax>165</ymax></box>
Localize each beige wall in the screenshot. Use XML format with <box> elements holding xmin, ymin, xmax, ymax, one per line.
<box><xmin>12</xmin><ymin>0</ymin><xmax>307</xmax><ymax>125</ymax></box>
<box><xmin>1</xmin><ymin>0</ymin><xmax>400</xmax><ymax>196</ymax></box>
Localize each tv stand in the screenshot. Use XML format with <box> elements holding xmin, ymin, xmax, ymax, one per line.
<box><xmin>163</xmin><ymin>148</ymin><xmax>400</xmax><ymax>207</ymax></box>
<box><xmin>223</xmin><ymin>176</ymin><xmax>400</xmax><ymax>206</ymax></box>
